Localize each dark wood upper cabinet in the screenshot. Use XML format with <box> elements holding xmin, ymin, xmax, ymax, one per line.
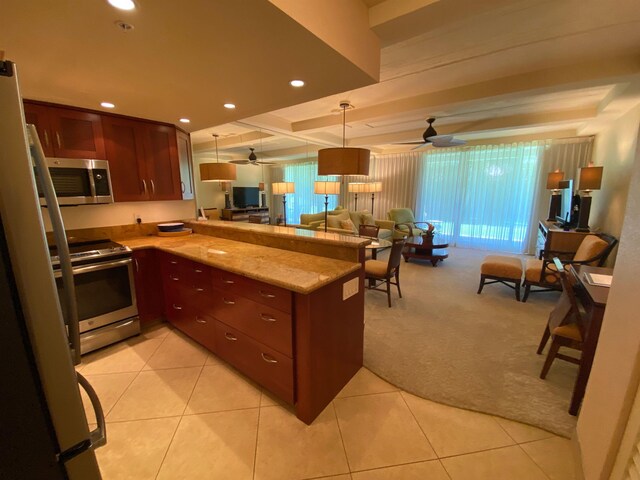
<box><xmin>23</xmin><ymin>102</ymin><xmax>106</xmax><ymax>159</ymax></box>
<box><xmin>103</xmin><ymin>117</ymin><xmax>181</xmax><ymax>202</ymax></box>
<box><xmin>176</xmin><ymin>130</ymin><xmax>194</xmax><ymax>200</ymax></box>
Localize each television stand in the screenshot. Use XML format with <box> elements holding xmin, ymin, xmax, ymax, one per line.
<box><xmin>221</xmin><ymin>207</ymin><xmax>270</xmax><ymax>223</ymax></box>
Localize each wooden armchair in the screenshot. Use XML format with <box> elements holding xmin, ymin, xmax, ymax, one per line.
<box><xmin>537</xmin><ymin>258</ymin><xmax>585</xmax><ymax>379</ymax></box>
<box><xmin>387</xmin><ymin>208</ymin><xmax>429</xmax><ymax>238</ymax></box>
<box><xmin>522</xmin><ymin>233</ymin><xmax>617</xmax><ymax>302</ymax></box>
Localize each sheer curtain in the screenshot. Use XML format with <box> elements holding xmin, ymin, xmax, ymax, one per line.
<box><xmin>270</xmin><ymin>160</ymin><xmax>338</xmax><ymax>224</ymax></box>
<box><xmin>416</xmin><ymin>142</ymin><xmax>542</xmax><ymax>253</ymax></box>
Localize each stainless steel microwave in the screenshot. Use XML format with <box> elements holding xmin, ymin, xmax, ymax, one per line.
<box><xmin>36</xmin><ymin>158</ymin><xmax>114</xmax><ymax>206</ymax></box>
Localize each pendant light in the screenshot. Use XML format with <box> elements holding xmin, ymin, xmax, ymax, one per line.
<box><xmin>199</xmin><ymin>134</ymin><xmax>237</xmax><ymax>182</ymax></box>
<box><xmin>317</xmin><ymin>102</ymin><xmax>370</xmax><ymax>176</ymax></box>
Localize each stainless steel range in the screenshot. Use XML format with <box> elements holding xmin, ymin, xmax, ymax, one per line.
<box><xmin>50</xmin><ymin>239</ymin><xmax>140</xmax><ymax>354</ymax></box>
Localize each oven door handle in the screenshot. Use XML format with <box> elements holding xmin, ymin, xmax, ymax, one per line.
<box><xmin>54</xmin><ymin>258</ymin><xmax>133</xmax><ymax>278</ymax></box>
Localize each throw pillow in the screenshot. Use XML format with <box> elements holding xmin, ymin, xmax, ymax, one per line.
<box><xmin>361</xmin><ymin>213</ymin><xmax>376</xmax><ymax>226</ymax></box>
<box><xmin>340</xmin><ymin>219</ymin><xmax>358</xmax><ymax>234</ymax></box>
<box><xmin>327</xmin><ymin>211</ymin><xmax>349</xmax><ymax>228</ymax></box>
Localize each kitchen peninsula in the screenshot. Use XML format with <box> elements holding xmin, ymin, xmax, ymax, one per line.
<box><xmin>119</xmin><ymin>221</ymin><xmax>368</xmax><ymax>424</ymax></box>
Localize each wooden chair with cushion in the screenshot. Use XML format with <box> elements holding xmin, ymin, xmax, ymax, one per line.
<box><xmin>358</xmin><ymin>223</ymin><xmax>380</xmax><ymax>239</ymax></box>
<box><xmin>522</xmin><ymin>233</ymin><xmax>617</xmax><ymax>302</ymax></box>
<box><xmin>537</xmin><ymin>258</ymin><xmax>585</xmax><ymax>379</ymax></box>
<box><xmin>364</xmin><ymin>238</ymin><xmax>405</xmax><ymax>308</ymax></box>
<box><xmin>387</xmin><ymin>208</ymin><xmax>429</xmax><ymax>238</ymax></box>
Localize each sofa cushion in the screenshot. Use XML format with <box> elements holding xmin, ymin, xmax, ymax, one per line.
<box><xmin>481</xmin><ymin>255</ymin><xmax>522</xmax><ymax>280</ymax></box>
<box><xmin>340</xmin><ymin>219</ymin><xmax>358</xmax><ymax>234</ymax></box>
<box><xmin>378</xmin><ymin>228</ymin><xmax>393</xmax><ymax>240</ymax></box>
<box><xmin>365</xmin><ymin>259</ymin><xmax>388</xmax><ymax>277</ymax></box>
<box><xmin>361</xmin><ymin>213</ymin><xmax>377</xmax><ymax>226</ymax></box>
<box><xmin>327</xmin><ymin>211</ymin><xmax>350</xmax><ymax>228</ymax></box>
<box><xmin>300</xmin><ymin>212</ymin><xmax>325</xmax><ymax>225</ymax></box>
<box><xmin>388</xmin><ymin>208</ymin><xmax>416</xmax><ymax>225</ymax></box>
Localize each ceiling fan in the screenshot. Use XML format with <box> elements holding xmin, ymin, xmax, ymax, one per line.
<box><xmin>229</xmin><ymin>147</ymin><xmax>276</xmax><ymax>166</ymax></box>
<box><xmin>398</xmin><ymin>117</ymin><xmax>466</xmax><ymax>149</ymax></box>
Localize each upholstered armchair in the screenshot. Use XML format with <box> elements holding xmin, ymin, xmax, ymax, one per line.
<box><xmin>522</xmin><ymin>233</ymin><xmax>617</xmax><ymax>302</ymax></box>
<box><xmin>387</xmin><ymin>208</ymin><xmax>429</xmax><ymax>238</ymax></box>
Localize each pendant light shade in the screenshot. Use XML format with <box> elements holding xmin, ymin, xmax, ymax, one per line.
<box><xmin>317</xmin><ymin>102</ymin><xmax>370</xmax><ymax>176</ymax></box>
<box><xmin>199</xmin><ymin>134</ymin><xmax>237</xmax><ymax>182</ymax></box>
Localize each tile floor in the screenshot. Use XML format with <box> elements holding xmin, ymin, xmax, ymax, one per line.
<box><xmin>77</xmin><ymin>323</ymin><xmax>575</xmax><ymax>480</ymax></box>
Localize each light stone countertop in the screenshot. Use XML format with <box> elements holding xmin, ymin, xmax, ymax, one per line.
<box><xmin>120</xmin><ymin>233</ymin><xmax>362</xmax><ymax>294</ymax></box>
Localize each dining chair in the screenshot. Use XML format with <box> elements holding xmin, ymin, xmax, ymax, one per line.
<box><xmin>358</xmin><ymin>223</ymin><xmax>380</xmax><ymax>239</ymax></box>
<box><xmin>364</xmin><ymin>238</ymin><xmax>405</xmax><ymax>307</ymax></box>
<box><xmin>537</xmin><ymin>258</ymin><xmax>585</xmax><ymax>379</ymax></box>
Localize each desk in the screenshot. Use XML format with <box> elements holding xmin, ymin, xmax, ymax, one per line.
<box><xmin>568</xmin><ymin>264</ymin><xmax>612</xmax><ymax>415</ymax></box>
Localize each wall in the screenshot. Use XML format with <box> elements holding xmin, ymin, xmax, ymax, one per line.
<box><xmin>589</xmin><ymin>104</ymin><xmax>640</xmax><ymax>255</ymax></box>
<box><xmin>576</xmin><ymin>117</ymin><xmax>640</xmax><ymax>479</ymax></box>
<box><xmin>42</xmin><ymin>200</ymin><xmax>196</xmax><ymax>231</ymax></box>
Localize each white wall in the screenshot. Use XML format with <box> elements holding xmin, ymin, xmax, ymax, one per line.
<box><xmin>42</xmin><ymin>200</ymin><xmax>196</xmax><ymax>231</ymax></box>
<box><xmin>576</xmin><ymin>107</ymin><xmax>640</xmax><ymax>479</ymax></box>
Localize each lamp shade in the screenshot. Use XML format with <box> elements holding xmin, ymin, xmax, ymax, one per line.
<box><xmin>579</xmin><ymin>166</ymin><xmax>603</xmax><ymax>191</ymax></box>
<box><xmin>200</xmin><ymin>162</ymin><xmax>237</xmax><ymax>182</ymax></box>
<box><xmin>362</xmin><ymin>181</ymin><xmax>382</xmax><ymax>193</ymax></box>
<box><xmin>314</xmin><ymin>181</ymin><xmax>341</xmax><ymax>195</ymax></box>
<box><xmin>258</xmin><ymin>182</ymin><xmax>265</xmax><ymax>191</ymax></box>
<box><xmin>348</xmin><ymin>182</ymin><xmax>367</xmax><ymax>193</ymax></box>
<box><xmin>272</xmin><ymin>182</ymin><xmax>295</xmax><ymax>195</ymax></box>
<box><xmin>317</xmin><ymin>148</ymin><xmax>370</xmax><ymax>175</ymax></box>
<box><xmin>546</xmin><ymin>171</ymin><xmax>564</xmax><ymax>190</ymax></box>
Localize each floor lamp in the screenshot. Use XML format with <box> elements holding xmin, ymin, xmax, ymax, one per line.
<box><xmin>271</xmin><ymin>182</ymin><xmax>295</xmax><ymax>226</ymax></box>
<box><xmin>546</xmin><ymin>171</ymin><xmax>564</xmax><ymax>221</ymax></box>
<box><xmin>314</xmin><ymin>181</ymin><xmax>341</xmax><ymax>232</ymax></box>
<box><xmin>362</xmin><ymin>182</ymin><xmax>382</xmax><ymax>215</ymax></box>
<box><xmin>348</xmin><ymin>182</ymin><xmax>366</xmax><ymax>211</ymax></box>
<box><xmin>576</xmin><ymin>165</ymin><xmax>603</xmax><ymax>232</ymax></box>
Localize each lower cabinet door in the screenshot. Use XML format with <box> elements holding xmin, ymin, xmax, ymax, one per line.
<box><xmin>178</xmin><ymin>312</ymin><xmax>216</xmax><ymax>353</ymax></box>
<box><xmin>215</xmin><ymin>321</ymin><xmax>294</xmax><ymax>404</ymax></box>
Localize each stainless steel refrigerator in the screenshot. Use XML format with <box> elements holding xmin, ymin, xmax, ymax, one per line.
<box><xmin>0</xmin><ymin>60</ymin><xmax>104</xmax><ymax>478</ymax></box>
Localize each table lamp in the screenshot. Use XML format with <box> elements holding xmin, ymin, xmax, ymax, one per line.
<box><xmin>576</xmin><ymin>165</ymin><xmax>603</xmax><ymax>232</ymax></box>
<box><xmin>546</xmin><ymin>170</ymin><xmax>564</xmax><ymax>221</ymax></box>
<box><xmin>314</xmin><ymin>181</ymin><xmax>341</xmax><ymax>232</ymax></box>
<box><xmin>348</xmin><ymin>182</ymin><xmax>367</xmax><ymax>211</ymax></box>
<box><xmin>271</xmin><ymin>182</ymin><xmax>295</xmax><ymax>226</ymax></box>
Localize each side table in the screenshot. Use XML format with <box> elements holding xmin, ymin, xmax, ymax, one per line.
<box><xmin>402</xmin><ymin>235</ymin><xmax>449</xmax><ymax>266</ymax></box>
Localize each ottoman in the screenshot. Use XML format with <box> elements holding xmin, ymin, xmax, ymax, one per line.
<box><xmin>477</xmin><ymin>255</ymin><xmax>523</xmax><ymax>301</ymax></box>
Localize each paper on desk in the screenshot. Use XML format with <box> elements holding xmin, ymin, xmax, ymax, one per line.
<box><xmin>584</xmin><ymin>272</ymin><xmax>613</xmax><ymax>287</ymax></box>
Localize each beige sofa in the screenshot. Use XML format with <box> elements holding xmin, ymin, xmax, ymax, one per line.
<box><xmin>294</xmin><ymin>208</ymin><xmax>395</xmax><ymax>240</ymax></box>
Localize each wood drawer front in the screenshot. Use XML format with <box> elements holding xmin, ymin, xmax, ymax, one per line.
<box><xmin>210</xmin><ymin>291</ymin><xmax>292</xmax><ymax>357</ymax></box>
<box><xmin>177</xmin><ymin>312</ymin><xmax>216</xmax><ymax>353</ymax></box>
<box><xmin>189</xmin><ymin>262</ymin><xmax>211</xmax><ymax>290</ymax></box>
<box><xmin>214</xmin><ymin>322</ymin><xmax>294</xmax><ymax>405</ymax></box>
<box><xmin>164</xmin><ymin>285</ymin><xmax>188</xmax><ymax>326</ymax></box>
<box><xmin>211</xmin><ymin>269</ymin><xmax>246</xmax><ymax>295</ymax></box>
<box><xmin>161</xmin><ymin>253</ymin><xmax>183</xmax><ymax>282</ymax></box>
<box><xmin>242</xmin><ymin>281</ymin><xmax>292</xmax><ymax>314</ymax></box>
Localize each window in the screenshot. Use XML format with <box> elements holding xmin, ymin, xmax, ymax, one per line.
<box><xmin>416</xmin><ymin>143</ymin><xmax>541</xmax><ymax>253</ymax></box>
<box><xmin>281</xmin><ymin>161</ymin><xmax>339</xmax><ymax>224</ymax></box>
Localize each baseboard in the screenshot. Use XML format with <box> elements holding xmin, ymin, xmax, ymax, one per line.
<box><xmin>572</xmin><ymin>429</ymin><xmax>585</xmax><ymax>480</ymax></box>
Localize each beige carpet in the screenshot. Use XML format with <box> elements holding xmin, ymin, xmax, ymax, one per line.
<box><xmin>363</xmin><ymin>246</ymin><xmax>578</xmax><ymax>437</ymax></box>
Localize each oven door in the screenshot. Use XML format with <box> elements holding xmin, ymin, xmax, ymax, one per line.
<box><xmin>55</xmin><ymin>258</ymin><xmax>138</xmax><ymax>333</ymax></box>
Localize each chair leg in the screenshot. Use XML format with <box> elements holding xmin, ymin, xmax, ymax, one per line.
<box><xmin>515</xmin><ymin>281</ymin><xmax>521</xmax><ymax>301</ymax></box>
<box><xmin>395</xmin><ymin>270</ymin><xmax>402</xmax><ymax>298</ymax></box>
<box><xmin>540</xmin><ymin>338</ymin><xmax>561</xmax><ymax>379</ymax></box>
<box><xmin>387</xmin><ymin>278</ymin><xmax>392</xmax><ymax>308</ymax></box>
<box><xmin>477</xmin><ymin>275</ymin><xmax>486</xmax><ymax>294</ymax></box>
<box><xmin>522</xmin><ymin>283</ymin><xmax>531</xmax><ymax>303</ymax></box>
<box><xmin>537</xmin><ymin>327</ymin><xmax>550</xmax><ymax>355</ymax></box>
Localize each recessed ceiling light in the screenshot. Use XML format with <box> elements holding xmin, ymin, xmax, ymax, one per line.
<box><xmin>100</xmin><ymin>102</ymin><xmax>115</xmax><ymax>109</ymax></box>
<box><xmin>179</xmin><ymin>118</ymin><xmax>190</xmax><ymax>123</ymax></box>
<box><xmin>290</xmin><ymin>80</ymin><xmax>305</xmax><ymax>87</ymax></box>
<box><xmin>223</xmin><ymin>103</ymin><xmax>236</xmax><ymax>109</ymax></box>
<box><xmin>108</xmin><ymin>0</ymin><xmax>136</xmax><ymax>10</ymax></box>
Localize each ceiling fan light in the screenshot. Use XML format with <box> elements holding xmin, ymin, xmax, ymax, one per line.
<box><xmin>318</xmin><ymin>147</ymin><xmax>370</xmax><ymax>176</ymax></box>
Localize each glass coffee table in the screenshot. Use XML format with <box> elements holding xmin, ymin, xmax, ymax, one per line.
<box><xmin>402</xmin><ymin>235</ymin><xmax>448</xmax><ymax>266</ymax></box>
<box><xmin>364</xmin><ymin>238</ymin><xmax>392</xmax><ymax>260</ymax></box>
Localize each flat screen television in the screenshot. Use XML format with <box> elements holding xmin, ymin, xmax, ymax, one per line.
<box><xmin>556</xmin><ymin>179</ymin><xmax>576</xmax><ymax>225</ymax></box>
<box><xmin>232</xmin><ymin>186</ymin><xmax>260</xmax><ymax>208</ymax></box>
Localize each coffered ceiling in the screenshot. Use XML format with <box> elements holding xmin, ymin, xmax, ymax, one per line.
<box><xmin>3</xmin><ymin>0</ymin><xmax>640</xmax><ymax>164</ymax></box>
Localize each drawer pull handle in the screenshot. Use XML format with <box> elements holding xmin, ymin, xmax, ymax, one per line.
<box><xmin>195</xmin><ymin>317</ymin><xmax>207</xmax><ymax>324</ymax></box>
<box><xmin>222</xmin><ymin>279</ymin><xmax>235</xmax><ymax>284</ymax></box>
<box><xmin>224</xmin><ymin>333</ymin><xmax>237</xmax><ymax>341</ymax></box>
<box><xmin>172</xmin><ymin>304</ymin><xmax>182</xmax><ymax>310</ymax></box>
<box><xmin>259</xmin><ymin>290</ymin><xmax>276</xmax><ymax>299</ymax></box>
<box><xmin>195</xmin><ymin>269</ymin><xmax>203</xmax><ymax>273</ymax></box>
<box><xmin>170</xmin><ymin>260</ymin><xmax>178</xmax><ymax>265</ymax></box>
<box><xmin>260</xmin><ymin>314</ymin><xmax>276</xmax><ymax>322</ymax></box>
<box><xmin>195</xmin><ymin>287</ymin><xmax>205</xmax><ymax>292</ymax></box>
<box><xmin>170</xmin><ymin>275</ymin><xmax>180</xmax><ymax>281</ymax></box>
<box><xmin>261</xmin><ymin>353</ymin><xmax>278</xmax><ymax>364</ymax></box>
<box><xmin>223</xmin><ymin>298</ymin><xmax>235</xmax><ymax>305</ymax></box>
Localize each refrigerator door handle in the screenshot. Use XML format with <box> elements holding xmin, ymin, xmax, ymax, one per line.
<box><xmin>28</xmin><ymin>124</ymin><xmax>81</xmax><ymax>365</ymax></box>
<box><xmin>76</xmin><ymin>372</ymin><xmax>107</xmax><ymax>449</ymax></box>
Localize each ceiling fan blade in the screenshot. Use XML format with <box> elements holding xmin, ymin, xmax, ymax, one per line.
<box><xmin>255</xmin><ymin>161</ymin><xmax>276</xmax><ymax>165</ymax></box>
<box><xmin>411</xmin><ymin>143</ymin><xmax>432</xmax><ymax>151</ymax></box>
<box><xmin>229</xmin><ymin>160</ymin><xmax>250</xmax><ymax>165</ymax></box>
<box><xmin>395</xmin><ymin>141</ymin><xmax>430</xmax><ymax>145</ymax></box>
<box><xmin>427</xmin><ymin>135</ymin><xmax>452</xmax><ymax>142</ymax></box>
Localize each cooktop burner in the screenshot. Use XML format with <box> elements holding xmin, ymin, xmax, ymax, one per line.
<box><xmin>49</xmin><ymin>238</ymin><xmax>131</xmax><ymax>266</ymax></box>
